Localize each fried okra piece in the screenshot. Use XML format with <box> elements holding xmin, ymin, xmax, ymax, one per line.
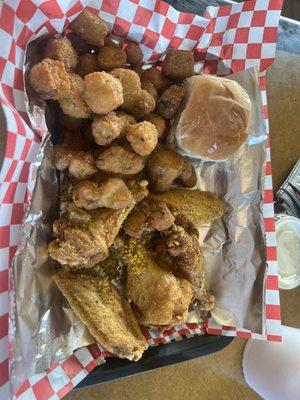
<box><xmin>29</xmin><ymin>58</ymin><xmax>72</xmax><ymax>100</ymax></box>
<box><xmin>73</xmin><ymin>178</ymin><xmax>135</xmax><ymax>210</ymax></box>
<box><xmin>54</xmin><ymin>145</ymin><xmax>97</xmax><ymax>180</ymax></box>
<box><xmin>143</xmin><ymin>113</ymin><xmax>166</xmax><ymax>138</ymax></box>
<box><xmin>92</xmin><ymin>111</ymin><xmax>123</xmax><ymax>145</ymax></box>
<box><xmin>59</xmin><ymin>73</ymin><xmax>92</xmax><ymax>119</ymax></box>
<box><xmin>116</xmin><ymin>111</ymin><xmax>136</xmax><ymax>135</ymax></box>
<box><xmin>124</xmin><ymin>199</ymin><xmax>174</xmax><ymax>238</ymax></box>
<box><xmin>126</xmin><ymin>121</ymin><xmax>158</xmax><ymax>156</ymax></box>
<box><xmin>97</xmin><ymin>46</ymin><xmax>127</xmax><ymax>71</ymax></box>
<box><xmin>147</xmin><ymin>148</ymin><xmax>196</xmax><ymax>192</ymax></box>
<box><xmin>124</xmin><ymin>42</ymin><xmax>143</xmax><ymax>66</ymax></box>
<box><xmin>67</xmin><ymin>32</ymin><xmax>98</xmax><ymax>55</ymax></box>
<box><xmin>70</xmin><ymin>9</ymin><xmax>108</xmax><ymax>47</ymax></box>
<box><xmin>76</xmin><ymin>53</ymin><xmax>98</xmax><ymax>77</ymax></box>
<box><xmin>132</xmin><ymin>90</ymin><xmax>156</xmax><ymax>118</ymax></box>
<box><xmin>141</xmin><ymin>66</ymin><xmax>169</xmax><ymax>92</ymax></box>
<box><xmin>110</xmin><ymin>68</ymin><xmax>141</xmax><ymax>112</ymax></box>
<box><xmin>44</xmin><ymin>35</ymin><xmax>78</xmax><ymax>71</ymax></box>
<box><xmin>83</xmin><ymin>72</ymin><xmax>123</xmax><ymax>114</ymax></box>
<box><xmin>156</xmin><ymin>84</ymin><xmax>185</xmax><ymax>119</ymax></box>
<box><xmin>161</xmin><ymin>50</ymin><xmax>194</xmax><ymax>82</ymax></box>
<box><xmin>141</xmin><ymin>79</ymin><xmax>158</xmax><ymax>100</ymax></box>
<box><xmin>96</xmin><ymin>144</ymin><xmax>144</xmax><ymax>175</ymax></box>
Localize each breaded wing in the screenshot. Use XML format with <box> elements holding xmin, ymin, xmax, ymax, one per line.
<box><xmin>149</xmin><ymin>188</ymin><xmax>223</xmax><ymax>226</ymax></box>
<box><xmin>115</xmin><ymin>236</ymin><xmax>194</xmax><ymax>328</ymax></box>
<box><xmin>54</xmin><ymin>269</ymin><xmax>148</xmax><ymax>361</ymax></box>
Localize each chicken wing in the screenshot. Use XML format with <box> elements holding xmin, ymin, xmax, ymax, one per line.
<box><xmin>149</xmin><ymin>188</ymin><xmax>223</xmax><ymax>227</ymax></box>
<box><xmin>115</xmin><ymin>236</ymin><xmax>194</xmax><ymax>328</ymax></box>
<box><xmin>54</xmin><ymin>269</ymin><xmax>148</xmax><ymax>361</ymax></box>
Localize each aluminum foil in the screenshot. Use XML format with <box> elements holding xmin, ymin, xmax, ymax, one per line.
<box><xmin>11</xmin><ymin>31</ymin><xmax>267</xmax><ymax>388</ymax></box>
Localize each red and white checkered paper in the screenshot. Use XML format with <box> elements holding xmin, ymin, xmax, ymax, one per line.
<box><xmin>0</xmin><ymin>0</ymin><xmax>283</xmax><ymax>398</ymax></box>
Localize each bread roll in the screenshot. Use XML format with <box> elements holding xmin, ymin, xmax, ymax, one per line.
<box><xmin>173</xmin><ymin>75</ymin><xmax>251</xmax><ymax>161</ymax></box>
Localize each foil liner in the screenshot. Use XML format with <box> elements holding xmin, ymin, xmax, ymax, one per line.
<box><xmin>11</xmin><ymin>33</ymin><xmax>266</xmax><ymax>386</ymax></box>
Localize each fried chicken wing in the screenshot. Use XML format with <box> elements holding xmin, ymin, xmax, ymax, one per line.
<box><xmin>149</xmin><ymin>188</ymin><xmax>224</xmax><ymax>226</ymax></box>
<box><xmin>125</xmin><ymin>42</ymin><xmax>143</xmax><ymax>66</ymax></box>
<box><xmin>73</xmin><ymin>178</ymin><xmax>135</xmax><ymax>210</ymax></box>
<box><xmin>96</xmin><ymin>144</ymin><xmax>145</xmax><ymax>175</ymax></box>
<box><xmin>161</xmin><ymin>50</ymin><xmax>194</xmax><ymax>82</ymax></box>
<box><xmin>54</xmin><ymin>145</ymin><xmax>97</xmax><ymax>180</ymax></box>
<box><xmin>83</xmin><ymin>72</ymin><xmax>123</xmax><ymax>114</ymax></box>
<box><xmin>44</xmin><ymin>35</ymin><xmax>78</xmax><ymax>71</ymax></box>
<box><xmin>76</xmin><ymin>53</ymin><xmax>98</xmax><ymax>77</ymax></box>
<box><xmin>143</xmin><ymin>113</ymin><xmax>166</xmax><ymax>138</ymax></box>
<box><xmin>29</xmin><ymin>58</ymin><xmax>72</xmax><ymax>100</ymax></box>
<box><xmin>70</xmin><ymin>9</ymin><xmax>108</xmax><ymax>47</ymax></box>
<box><xmin>92</xmin><ymin>111</ymin><xmax>123</xmax><ymax>145</ymax></box>
<box><xmin>54</xmin><ymin>269</ymin><xmax>148</xmax><ymax>361</ymax></box>
<box><xmin>49</xmin><ymin>227</ymin><xmax>108</xmax><ymax>268</ymax></box>
<box><xmin>156</xmin><ymin>84</ymin><xmax>185</xmax><ymax>119</ymax></box>
<box><xmin>97</xmin><ymin>46</ymin><xmax>127</xmax><ymax>71</ymax></box>
<box><xmin>124</xmin><ymin>199</ymin><xmax>174</xmax><ymax>238</ymax></box>
<box><xmin>115</xmin><ymin>236</ymin><xmax>194</xmax><ymax>328</ymax></box>
<box><xmin>126</xmin><ymin>121</ymin><xmax>158</xmax><ymax>156</ymax></box>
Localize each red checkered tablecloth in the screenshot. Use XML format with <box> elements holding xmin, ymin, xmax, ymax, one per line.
<box><xmin>0</xmin><ymin>0</ymin><xmax>283</xmax><ymax>398</ymax></box>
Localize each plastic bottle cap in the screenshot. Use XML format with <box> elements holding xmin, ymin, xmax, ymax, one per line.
<box><xmin>275</xmin><ymin>215</ymin><xmax>300</xmax><ymax>290</ymax></box>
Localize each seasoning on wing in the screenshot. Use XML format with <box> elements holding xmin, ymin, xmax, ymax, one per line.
<box><xmin>54</xmin><ymin>269</ymin><xmax>148</xmax><ymax>361</ymax></box>
<box><xmin>115</xmin><ymin>236</ymin><xmax>194</xmax><ymax>329</ymax></box>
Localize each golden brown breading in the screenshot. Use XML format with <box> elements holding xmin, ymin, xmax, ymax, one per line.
<box><xmin>156</xmin><ymin>84</ymin><xmax>185</xmax><ymax>119</ymax></box>
<box><xmin>96</xmin><ymin>144</ymin><xmax>145</xmax><ymax>175</ymax></box>
<box><xmin>73</xmin><ymin>178</ymin><xmax>135</xmax><ymax>210</ymax></box>
<box><xmin>54</xmin><ymin>145</ymin><xmax>97</xmax><ymax>180</ymax></box>
<box><xmin>143</xmin><ymin>113</ymin><xmax>166</xmax><ymax>138</ymax></box>
<box><xmin>115</xmin><ymin>236</ymin><xmax>194</xmax><ymax>328</ymax></box>
<box><xmin>161</xmin><ymin>50</ymin><xmax>194</xmax><ymax>82</ymax></box>
<box><xmin>53</xmin><ymin>269</ymin><xmax>148</xmax><ymax>361</ymax></box>
<box><xmin>141</xmin><ymin>79</ymin><xmax>158</xmax><ymax>100</ymax></box>
<box><xmin>83</xmin><ymin>72</ymin><xmax>123</xmax><ymax>114</ymax></box>
<box><xmin>147</xmin><ymin>148</ymin><xmax>196</xmax><ymax>192</ymax></box>
<box><xmin>110</xmin><ymin>68</ymin><xmax>141</xmax><ymax>112</ymax></box>
<box><xmin>126</xmin><ymin>121</ymin><xmax>158</xmax><ymax>156</ymax></box>
<box><xmin>92</xmin><ymin>111</ymin><xmax>123</xmax><ymax>145</ymax></box>
<box><xmin>115</xmin><ymin>111</ymin><xmax>136</xmax><ymax>135</ymax></box>
<box><xmin>141</xmin><ymin>66</ymin><xmax>169</xmax><ymax>92</ymax></box>
<box><xmin>97</xmin><ymin>46</ymin><xmax>127</xmax><ymax>71</ymax></box>
<box><xmin>29</xmin><ymin>58</ymin><xmax>72</xmax><ymax>100</ymax></box>
<box><xmin>52</xmin><ymin>218</ymin><xmax>70</xmax><ymax>237</ymax></box>
<box><xmin>76</xmin><ymin>53</ymin><xmax>98</xmax><ymax>77</ymax></box>
<box><xmin>149</xmin><ymin>188</ymin><xmax>224</xmax><ymax>227</ymax></box>
<box><xmin>125</xmin><ymin>42</ymin><xmax>143</xmax><ymax>66</ymax></box>
<box><xmin>131</xmin><ymin>90</ymin><xmax>156</xmax><ymax>118</ymax></box>
<box><xmin>124</xmin><ymin>199</ymin><xmax>174</xmax><ymax>238</ymax></box>
<box><xmin>67</xmin><ymin>32</ymin><xmax>98</xmax><ymax>55</ymax></box>
<box><xmin>44</xmin><ymin>35</ymin><xmax>78</xmax><ymax>71</ymax></box>
<box><xmin>49</xmin><ymin>227</ymin><xmax>108</xmax><ymax>268</ymax></box>
<box><xmin>70</xmin><ymin>9</ymin><xmax>108</xmax><ymax>47</ymax></box>
<box><xmin>59</xmin><ymin>95</ymin><xmax>91</xmax><ymax>119</ymax></box>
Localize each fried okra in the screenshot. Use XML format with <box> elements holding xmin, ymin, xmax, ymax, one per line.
<box><xmin>143</xmin><ymin>113</ymin><xmax>166</xmax><ymax>138</ymax></box>
<box><xmin>161</xmin><ymin>50</ymin><xmax>194</xmax><ymax>82</ymax></box>
<box><xmin>97</xmin><ymin>46</ymin><xmax>127</xmax><ymax>71</ymax></box>
<box><xmin>141</xmin><ymin>66</ymin><xmax>168</xmax><ymax>92</ymax></box>
<box><xmin>132</xmin><ymin>90</ymin><xmax>156</xmax><ymax>118</ymax></box>
<box><xmin>76</xmin><ymin>53</ymin><xmax>98</xmax><ymax>77</ymax></box>
<box><xmin>141</xmin><ymin>79</ymin><xmax>158</xmax><ymax>100</ymax></box>
<box><xmin>126</xmin><ymin>121</ymin><xmax>158</xmax><ymax>156</ymax></box>
<box><xmin>124</xmin><ymin>42</ymin><xmax>143</xmax><ymax>66</ymax></box>
<box><xmin>110</xmin><ymin>68</ymin><xmax>141</xmax><ymax>111</ymax></box>
<box><xmin>44</xmin><ymin>35</ymin><xmax>78</xmax><ymax>71</ymax></box>
<box><xmin>156</xmin><ymin>84</ymin><xmax>185</xmax><ymax>119</ymax></box>
<box><xmin>83</xmin><ymin>72</ymin><xmax>123</xmax><ymax>114</ymax></box>
<box><xmin>71</xmin><ymin>9</ymin><xmax>108</xmax><ymax>47</ymax></box>
<box><xmin>92</xmin><ymin>111</ymin><xmax>123</xmax><ymax>145</ymax></box>
<box><xmin>96</xmin><ymin>144</ymin><xmax>144</xmax><ymax>175</ymax></box>
<box><xmin>29</xmin><ymin>58</ymin><xmax>72</xmax><ymax>100</ymax></box>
